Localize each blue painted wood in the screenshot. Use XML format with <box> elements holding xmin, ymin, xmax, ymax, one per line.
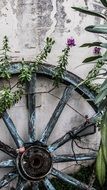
<box><xmin>32</xmin><ymin>183</ymin><xmax>39</xmax><ymax>190</ymax></box>
<box><xmin>16</xmin><ymin>180</ymin><xmax>39</xmax><ymax>190</ymax></box>
<box><xmin>40</xmin><ymin>85</ymin><xmax>73</xmax><ymax>143</ymax></box>
<box><xmin>43</xmin><ymin>178</ymin><xmax>56</xmax><ymax>190</ymax></box>
<box><xmin>0</xmin><ymin>160</ymin><xmax>15</xmax><ymax>168</ymax></box>
<box><xmin>53</xmin><ymin>153</ymin><xmax>96</xmax><ymax>163</ymax></box>
<box><xmin>51</xmin><ymin>168</ymin><xmax>96</xmax><ymax>190</ymax></box>
<box><xmin>0</xmin><ymin>140</ymin><xmax>17</xmax><ymax>158</ymax></box>
<box><xmin>26</xmin><ymin>74</ymin><xmax>36</xmax><ymax>142</ymax></box>
<box><xmin>48</xmin><ymin>132</ymin><xmax>71</xmax><ymax>152</ymax></box>
<box><xmin>2</xmin><ymin>111</ymin><xmax>24</xmax><ymax>148</ymax></box>
<box><xmin>48</xmin><ymin>122</ymin><xmax>96</xmax><ymax>152</ymax></box>
<box><xmin>0</xmin><ymin>171</ymin><xmax>18</xmax><ymax>189</ymax></box>
<box><xmin>16</xmin><ymin>177</ymin><xmax>26</xmax><ymax>190</ymax></box>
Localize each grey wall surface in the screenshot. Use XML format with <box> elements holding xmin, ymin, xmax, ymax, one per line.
<box><xmin>0</xmin><ymin>0</ymin><xmax>103</xmax><ymax>77</ymax></box>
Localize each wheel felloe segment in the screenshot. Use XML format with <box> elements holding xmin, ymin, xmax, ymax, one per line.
<box><xmin>17</xmin><ymin>143</ymin><xmax>52</xmax><ymax>181</ymax></box>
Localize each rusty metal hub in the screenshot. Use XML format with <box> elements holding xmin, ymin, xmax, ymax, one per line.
<box><xmin>17</xmin><ymin>145</ymin><xmax>52</xmax><ymax>181</ymax></box>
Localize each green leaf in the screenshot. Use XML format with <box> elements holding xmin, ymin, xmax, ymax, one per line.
<box><xmin>96</xmin><ymin>88</ymin><xmax>107</xmax><ymax>104</ymax></box>
<box><xmin>100</xmin><ymin>43</ymin><xmax>107</xmax><ymax>48</ymax></box>
<box><xmin>102</xmin><ymin>50</ymin><xmax>107</xmax><ymax>60</ymax></box>
<box><xmin>85</xmin><ymin>25</ymin><xmax>107</xmax><ymax>34</ymax></box>
<box><xmin>99</xmin><ymin>98</ymin><xmax>107</xmax><ymax>111</ymax></box>
<box><xmin>99</xmin><ymin>79</ymin><xmax>107</xmax><ymax>92</ymax></box>
<box><xmin>101</xmin><ymin>111</ymin><xmax>107</xmax><ymax>164</ymax></box>
<box><xmin>81</xmin><ymin>42</ymin><xmax>107</xmax><ymax>49</ymax></box>
<box><xmin>83</xmin><ymin>55</ymin><xmax>102</xmax><ymax>63</ymax></box>
<box><xmin>96</xmin><ymin>146</ymin><xmax>106</xmax><ymax>186</ymax></box>
<box><xmin>100</xmin><ymin>0</ymin><xmax>107</xmax><ymax>7</ymax></box>
<box><xmin>72</xmin><ymin>7</ymin><xmax>106</xmax><ymax>19</ymax></box>
<box><xmin>80</xmin><ymin>42</ymin><xmax>101</xmax><ymax>47</ymax></box>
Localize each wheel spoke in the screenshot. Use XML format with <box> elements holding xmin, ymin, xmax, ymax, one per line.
<box><xmin>43</xmin><ymin>177</ymin><xmax>56</xmax><ymax>190</ymax></box>
<box><xmin>53</xmin><ymin>153</ymin><xmax>97</xmax><ymax>163</ymax></box>
<box><xmin>51</xmin><ymin>168</ymin><xmax>96</xmax><ymax>190</ymax></box>
<box><xmin>0</xmin><ymin>160</ymin><xmax>15</xmax><ymax>168</ymax></box>
<box><xmin>0</xmin><ymin>140</ymin><xmax>17</xmax><ymax>158</ymax></box>
<box><xmin>26</xmin><ymin>73</ymin><xmax>36</xmax><ymax>142</ymax></box>
<box><xmin>48</xmin><ymin>132</ymin><xmax>70</xmax><ymax>152</ymax></box>
<box><xmin>0</xmin><ymin>171</ymin><xmax>18</xmax><ymax>189</ymax></box>
<box><xmin>16</xmin><ymin>177</ymin><xmax>26</xmax><ymax>190</ymax></box>
<box><xmin>40</xmin><ymin>85</ymin><xmax>73</xmax><ymax>143</ymax></box>
<box><xmin>32</xmin><ymin>182</ymin><xmax>39</xmax><ymax>190</ymax></box>
<box><xmin>2</xmin><ymin>111</ymin><xmax>24</xmax><ymax>148</ymax></box>
<box><xmin>48</xmin><ymin>122</ymin><xmax>96</xmax><ymax>152</ymax></box>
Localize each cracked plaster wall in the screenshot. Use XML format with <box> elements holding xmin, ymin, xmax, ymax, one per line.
<box><xmin>0</xmin><ymin>0</ymin><xmax>104</xmax><ymax>78</ymax></box>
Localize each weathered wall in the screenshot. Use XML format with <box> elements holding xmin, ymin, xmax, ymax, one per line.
<box><xmin>0</xmin><ymin>0</ymin><xmax>103</xmax><ymax>77</ymax></box>
<box><xmin>0</xmin><ymin>0</ymin><xmax>102</xmax><ymax>189</ymax></box>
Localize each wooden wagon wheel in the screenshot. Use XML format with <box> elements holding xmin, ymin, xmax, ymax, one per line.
<box><xmin>0</xmin><ymin>63</ymin><xmax>99</xmax><ymax>190</ymax></box>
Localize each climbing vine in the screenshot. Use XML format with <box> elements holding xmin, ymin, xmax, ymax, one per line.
<box><xmin>0</xmin><ymin>36</ymin><xmax>76</xmax><ymax>116</ymax></box>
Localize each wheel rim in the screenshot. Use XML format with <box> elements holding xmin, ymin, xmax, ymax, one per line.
<box><xmin>0</xmin><ymin>63</ymin><xmax>98</xmax><ymax>190</ymax></box>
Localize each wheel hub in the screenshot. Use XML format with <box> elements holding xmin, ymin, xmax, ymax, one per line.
<box><xmin>17</xmin><ymin>144</ymin><xmax>52</xmax><ymax>181</ymax></box>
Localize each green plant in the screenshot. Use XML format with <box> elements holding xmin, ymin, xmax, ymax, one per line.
<box><xmin>53</xmin><ymin>37</ymin><xmax>75</xmax><ymax>86</ymax></box>
<box><xmin>19</xmin><ymin>38</ymin><xmax>55</xmax><ymax>84</ymax></box>
<box><xmin>72</xmin><ymin>0</ymin><xmax>107</xmax><ymax>186</ymax></box>
<box><xmin>0</xmin><ymin>36</ymin><xmax>76</xmax><ymax>116</ymax></box>
<box><xmin>0</xmin><ymin>36</ymin><xmax>11</xmax><ymax>80</ymax></box>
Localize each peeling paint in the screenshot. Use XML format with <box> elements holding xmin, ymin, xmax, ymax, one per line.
<box><xmin>84</xmin><ymin>0</ymin><xmax>88</xmax><ymax>7</ymax></box>
<box><xmin>93</xmin><ymin>1</ymin><xmax>104</xmax><ymax>24</ymax></box>
<box><xmin>37</xmin><ymin>0</ymin><xmax>53</xmax><ymax>28</ymax></box>
<box><xmin>0</xmin><ymin>0</ymin><xmax>7</xmax><ymax>16</ymax></box>
<box><xmin>36</xmin><ymin>0</ymin><xmax>53</xmax><ymax>49</ymax></box>
<box><xmin>0</xmin><ymin>0</ymin><xmax>102</xmax><ymax>69</ymax></box>
<box><xmin>55</xmin><ymin>0</ymin><xmax>66</xmax><ymax>33</ymax></box>
<box><xmin>10</xmin><ymin>0</ymin><xmax>17</xmax><ymax>15</ymax></box>
<box><xmin>46</xmin><ymin>0</ymin><xmax>57</xmax><ymax>37</ymax></box>
<box><xmin>16</xmin><ymin>1</ymin><xmax>38</xmax><ymax>49</ymax></box>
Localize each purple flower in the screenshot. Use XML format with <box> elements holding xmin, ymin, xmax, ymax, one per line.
<box><xmin>67</xmin><ymin>37</ymin><xmax>76</xmax><ymax>47</ymax></box>
<box><xmin>93</xmin><ymin>47</ymin><xmax>101</xmax><ymax>55</ymax></box>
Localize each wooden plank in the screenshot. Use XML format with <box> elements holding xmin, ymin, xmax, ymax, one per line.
<box><xmin>53</xmin><ymin>153</ymin><xmax>96</xmax><ymax>163</ymax></box>
<box><xmin>48</xmin><ymin>122</ymin><xmax>96</xmax><ymax>152</ymax></box>
<box><xmin>0</xmin><ymin>160</ymin><xmax>15</xmax><ymax>168</ymax></box>
<box><xmin>2</xmin><ymin>111</ymin><xmax>24</xmax><ymax>148</ymax></box>
<box><xmin>0</xmin><ymin>140</ymin><xmax>17</xmax><ymax>158</ymax></box>
<box><xmin>26</xmin><ymin>73</ymin><xmax>36</xmax><ymax>142</ymax></box>
<box><xmin>51</xmin><ymin>168</ymin><xmax>96</xmax><ymax>190</ymax></box>
<box><xmin>43</xmin><ymin>178</ymin><xmax>56</xmax><ymax>190</ymax></box>
<box><xmin>0</xmin><ymin>171</ymin><xmax>18</xmax><ymax>189</ymax></box>
<box><xmin>40</xmin><ymin>85</ymin><xmax>73</xmax><ymax>143</ymax></box>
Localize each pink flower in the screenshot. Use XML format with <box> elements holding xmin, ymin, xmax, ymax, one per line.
<box><xmin>93</xmin><ymin>47</ymin><xmax>101</xmax><ymax>55</ymax></box>
<box><xmin>16</xmin><ymin>147</ymin><xmax>25</xmax><ymax>154</ymax></box>
<box><xmin>67</xmin><ymin>37</ymin><xmax>76</xmax><ymax>47</ymax></box>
